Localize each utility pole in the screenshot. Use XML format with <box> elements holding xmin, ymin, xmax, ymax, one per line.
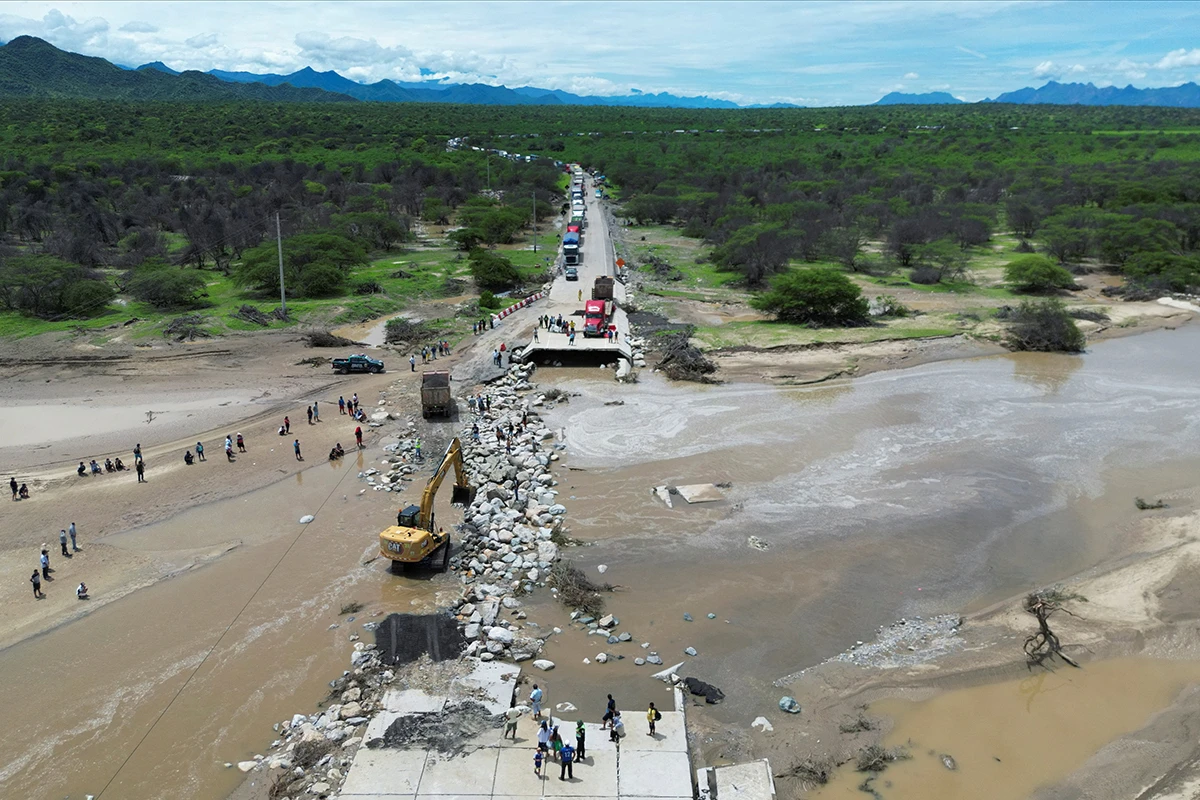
<box><xmin>275</xmin><ymin>211</ymin><xmax>287</xmax><ymax>319</ymax></box>
<box><xmin>531</xmin><ymin>191</ymin><xmax>537</xmax><ymax>253</ymax></box>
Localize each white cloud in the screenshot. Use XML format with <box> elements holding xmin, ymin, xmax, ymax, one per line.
<box><xmin>1155</xmin><ymin>48</ymin><xmax>1200</xmax><ymax>70</ymax></box>
<box><xmin>903</xmin><ymin>71</ymin><xmax>919</xmax><ymax>80</ymax></box>
<box><xmin>295</xmin><ymin>32</ymin><xmax>412</xmax><ymax>69</ymax></box>
<box><xmin>956</xmin><ymin>45</ymin><xmax>987</xmax><ymax>60</ymax></box>
<box><xmin>185</xmin><ymin>32</ymin><xmax>218</xmax><ymax>49</ymax></box>
<box><xmin>0</xmin><ymin>9</ymin><xmax>108</xmax><ymax>50</ymax></box>
<box><xmin>119</xmin><ymin>21</ymin><xmax>157</xmax><ymax>33</ymax></box>
<box><xmin>1033</xmin><ymin>60</ymin><xmax>1057</xmax><ymax>78</ymax></box>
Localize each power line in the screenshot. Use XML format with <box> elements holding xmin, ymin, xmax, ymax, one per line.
<box><xmin>94</xmin><ymin>461</ymin><xmax>360</xmax><ymax>798</ymax></box>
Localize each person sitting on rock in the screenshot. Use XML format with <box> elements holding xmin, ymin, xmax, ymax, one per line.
<box><xmin>77</xmin><ymin>462</ymin><xmax>87</xmax><ymax>477</ymax></box>
<box><xmin>184</xmin><ymin>450</ymin><xmax>195</xmax><ymax>465</ymax></box>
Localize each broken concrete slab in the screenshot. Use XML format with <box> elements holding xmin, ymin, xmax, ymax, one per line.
<box><xmin>653</xmin><ymin>486</ymin><xmax>673</xmax><ymax>508</ymax></box>
<box><xmin>675</xmin><ymin>484</ymin><xmax>724</xmax><ymax>504</ymax></box>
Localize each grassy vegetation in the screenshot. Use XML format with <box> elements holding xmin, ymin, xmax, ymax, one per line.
<box><xmin>691</xmin><ymin>317</ymin><xmax>959</xmax><ymax>350</ymax></box>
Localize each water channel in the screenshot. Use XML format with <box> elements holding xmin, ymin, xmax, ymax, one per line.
<box><xmin>0</xmin><ymin>325</ymin><xmax>1197</xmax><ymax>799</ymax></box>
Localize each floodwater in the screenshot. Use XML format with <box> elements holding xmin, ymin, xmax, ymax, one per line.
<box><xmin>522</xmin><ymin>326</ymin><xmax>1200</xmax><ymax>722</ymax></box>
<box><xmin>811</xmin><ymin>657</ymin><xmax>1200</xmax><ymax>800</ymax></box>
<box><xmin>0</xmin><ymin>395</ymin><xmax>249</xmax><ymax>447</ymax></box>
<box><xmin>1</xmin><ymin>327</ymin><xmax>1198</xmax><ymax>800</ymax></box>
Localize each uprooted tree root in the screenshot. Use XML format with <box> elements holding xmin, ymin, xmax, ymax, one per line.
<box><xmin>1024</xmin><ymin>586</ymin><xmax>1087</xmax><ymax>669</ymax></box>
<box><xmin>1135</xmin><ymin>497</ymin><xmax>1168</xmax><ymax>510</ymax></box>
<box><xmin>855</xmin><ymin>744</ymin><xmax>911</xmax><ymax>773</ymax></box>
<box><xmin>777</xmin><ymin>755</ymin><xmax>835</xmax><ymax>787</ymax></box>
<box><xmin>163</xmin><ymin>314</ymin><xmax>211</xmax><ymax>342</ymax></box>
<box><xmin>384</xmin><ymin>318</ymin><xmax>437</xmax><ymax>346</ymax></box>
<box><xmin>655</xmin><ymin>328</ymin><xmax>718</xmax><ymax>383</ymax></box>
<box><xmin>550</xmin><ymin>560</ymin><xmax>614</xmax><ymax>616</ymax></box>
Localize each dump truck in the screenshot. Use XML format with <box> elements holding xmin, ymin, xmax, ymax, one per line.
<box><xmin>420</xmin><ymin>371</ymin><xmax>452</xmax><ymax>418</ymax></box>
<box><xmin>592</xmin><ymin>275</ymin><xmax>615</xmax><ymax>300</ymax></box>
<box><xmin>379</xmin><ymin>437</ymin><xmax>475</xmax><ymax>572</ymax></box>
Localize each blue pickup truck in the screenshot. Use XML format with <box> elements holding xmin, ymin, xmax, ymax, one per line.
<box><xmin>332</xmin><ymin>354</ymin><xmax>385</xmax><ymax>374</ymax></box>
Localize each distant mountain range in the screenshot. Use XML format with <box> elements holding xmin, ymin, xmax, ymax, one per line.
<box><xmin>6</xmin><ymin>36</ymin><xmax>1200</xmax><ymax>109</ymax></box>
<box><xmin>875</xmin><ymin>91</ymin><xmax>964</xmax><ymax>105</ymax></box>
<box><xmin>0</xmin><ymin>36</ymin><xmax>352</xmax><ymax>102</ymax></box>
<box><xmin>985</xmin><ymin>80</ymin><xmax>1200</xmax><ymax>107</ymax></box>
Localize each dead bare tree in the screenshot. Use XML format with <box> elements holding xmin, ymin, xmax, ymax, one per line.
<box><xmin>1023</xmin><ymin>587</ymin><xmax>1086</xmax><ymax>669</ymax></box>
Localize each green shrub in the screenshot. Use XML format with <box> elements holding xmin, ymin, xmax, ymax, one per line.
<box><xmin>751</xmin><ymin>268</ymin><xmax>870</xmax><ymax>326</ymax></box>
<box><xmin>468</xmin><ymin>249</ymin><xmax>521</xmax><ymax>291</ymax></box>
<box><xmin>1004</xmin><ymin>254</ymin><xmax>1075</xmax><ymax>292</ymax></box>
<box><xmin>1004</xmin><ymin>298</ymin><xmax>1085</xmax><ymax>352</ymax></box>
<box><xmin>125</xmin><ymin>262</ymin><xmax>208</xmax><ymax>308</ymax></box>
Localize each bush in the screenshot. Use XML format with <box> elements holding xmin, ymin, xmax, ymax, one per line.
<box><xmin>1004</xmin><ymin>298</ymin><xmax>1085</xmax><ymax>352</ymax></box>
<box><xmin>751</xmin><ymin>268</ymin><xmax>870</xmax><ymax>326</ymax></box>
<box><xmin>478</xmin><ymin>289</ymin><xmax>500</xmax><ymax>309</ymax></box>
<box><xmin>297</xmin><ymin>263</ymin><xmax>346</xmax><ymax>297</ymax></box>
<box><xmin>869</xmin><ymin>294</ymin><xmax>910</xmax><ymax>318</ymax></box>
<box><xmin>125</xmin><ymin>262</ymin><xmax>208</xmax><ymax>308</ymax></box>
<box><xmin>1004</xmin><ymin>254</ymin><xmax>1075</xmax><ymax>292</ymax></box>
<box><xmin>909</xmin><ymin>266</ymin><xmax>942</xmax><ymax>285</ymax></box>
<box><xmin>468</xmin><ymin>249</ymin><xmax>521</xmax><ymax>291</ymax></box>
<box><xmin>62</xmin><ymin>279</ymin><xmax>115</xmax><ymax>316</ymax></box>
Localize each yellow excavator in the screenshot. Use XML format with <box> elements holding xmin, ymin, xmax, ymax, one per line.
<box><xmin>379</xmin><ymin>437</ymin><xmax>475</xmax><ymax>572</ymax></box>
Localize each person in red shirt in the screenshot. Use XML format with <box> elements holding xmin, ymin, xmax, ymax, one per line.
<box><xmin>355</xmin><ymin>426</ymin><xmax>363</xmax><ymax>449</ymax></box>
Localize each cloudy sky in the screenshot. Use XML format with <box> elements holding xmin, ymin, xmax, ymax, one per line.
<box><xmin>2</xmin><ymin>1</ymin><xmax>1199</xmax><ymax>105</ymax></box>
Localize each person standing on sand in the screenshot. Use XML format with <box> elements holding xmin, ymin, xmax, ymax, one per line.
<box><xmin>284</xmin><ymin>416</ymin><xmax>291</xmax><ymax>434</ymax></box>
<box><xmin>351</xmin><ymin>393</ymin><xmax>358</xmax><ymax>412</ymax></box>
<box><xmin>31</xmin><ymin>570</ymin><xmax>43</xmax><ymax>598</ymax></box>
<box><xmin>133</xmin><ymin>443</ymin><xmax>142</xmax><ymax>463</ymax></box>
<box><xmin>338</xmin><ymin>396</ymin><xmax>346</xmax><ymax>415</ymax></box>
<box><xmin>575</xmin><ymin>720</ymin><xmax>586</xmax><ymax>760</ymax></box>
<box><xmin>69</xmin><ymin>522</ymin><xmax>78</xmax><ymax>552</ymax></box>
<box><xmin>196</xmin><ymin>441</ymin><xmax>205</xmax><ymax>461</ymax></box>
<box><xmin>236</xmin><ymin>433</ymin><xmax>246</xmax><ymax>452</ymax></box>
<box><xmin>294</xmin><ymin>439</ymin><xmax>303</xmax><ymax>461</ymax></box>
<box><xmin>307</xmin><ymin>406</ymin><xmax>313</xmax><ymax>425</ymax></box>
<box><xmin>410</xmin><ymin>354</ymin><xmax>416</xmax><ymax>371</ymax></box>
<box><xmin>313</xmin><ymin>402</ymin><xmax>320</xmax><ymax>423</ymax></box>
<box><xmin>41</xmin><ymin>548</ymin><xmax>50</xmax><ymax>580</ymax></box>
<box><xmin>355</xmin><ymin>426</ymin><xmax>363</xmax><ymax>449</ymax></box>
<box><xmin>10</xmin><ymin>477</ymin><xmax>17</xmax><ymax>500</ymax></box>
<box><xmin>60</xmin><ymin>529</ymin><xmax>69</xmax><ymax>557</ymax></box>
<box><xmin>136</xmin><ymin>459</ymin><xmax>145</xmax><ymax>483</ymax></box>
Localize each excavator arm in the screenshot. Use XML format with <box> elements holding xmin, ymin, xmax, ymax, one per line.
<box><xmin>410</xmin><ymin>437</ymin><xmax>475</xmax><ymax>530</ymax></box>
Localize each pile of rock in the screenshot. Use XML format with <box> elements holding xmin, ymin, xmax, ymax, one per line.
<box><xmin>235</xmin><ymin>641</ymin><xmax>392</xmax><ymax>798</ymax></box>
<box><xmin>830</xmin><ymin>614</ymin><xmax>964</xmax><ymax>669</ymax></box>
<box><xmin>447</xmin><ymin>362</ymin><xmax>569</xmax><ymax>663</ymax></box>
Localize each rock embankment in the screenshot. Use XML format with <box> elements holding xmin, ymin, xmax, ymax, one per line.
<box><xmin>232</xmin><ymin>361</ymin><xmax>574</xmax><ymax>799</ymax></box>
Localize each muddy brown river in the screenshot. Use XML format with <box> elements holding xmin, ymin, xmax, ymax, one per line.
<box><xmin>1</xmin><ymin>326</ymin><xmax>1198</xmax><ymax>799</ymax></box>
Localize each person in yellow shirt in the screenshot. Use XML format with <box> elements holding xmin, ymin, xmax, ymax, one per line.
<box><xmin>647</xmin><ymin>702</ymin><xmax>660</xmax><ymax>736</ymax></box>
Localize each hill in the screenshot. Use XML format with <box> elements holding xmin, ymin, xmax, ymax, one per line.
<box><xmin>0</xmin><ymin>37</ymin><xmax>355</xmax><ymax>102</ymax></box>
<box><xmin>987</xmin><ymin>80</ymin><xmax>1200</xmax><ymax>107</ymax></box>
<box><xmin>875</xmin><ymin>91</ymin><xmax>964</xmax><ymax>105</ymax></box>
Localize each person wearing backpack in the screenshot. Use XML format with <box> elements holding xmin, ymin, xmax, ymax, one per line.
<box><xmin>647</xmin><ymin>702</ymin><xmax>661</xmax><ymax>736</ymax></box>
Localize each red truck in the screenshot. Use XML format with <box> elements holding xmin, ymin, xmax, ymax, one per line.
<box><xmin>583</xmin><ymin>299</ymin><xmax>613</xmax><ymax>337</ymax></box>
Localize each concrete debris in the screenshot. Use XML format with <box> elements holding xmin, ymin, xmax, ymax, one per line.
<box><xmin>651</xmin><ymin>662</ymin><xmax>684</xmax><ymax>681</ymax></box>
<box><xmin>653</xmin><ymin>486</ymin><xmax>673</xmax><ymax>508</ymax></box>
<box><xmin>747</xmin><ymin>536</ymin><xmax>769</xmax><ymax>551</ymax></box>
<box><xmin>676</xmin><ymin>484</ymin><xmax>724</xmax><ymax>503</ymax></box>
<box><xmin>751</xmin><ymin>716</ymin><xmax>774</xmax><ymax>732</ymax></box>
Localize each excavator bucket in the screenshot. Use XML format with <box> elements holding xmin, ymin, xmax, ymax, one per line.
<box><xmin>451</xmin><ymin>485</ymin><xmax>475</xmax><ymax>506</ymax></box>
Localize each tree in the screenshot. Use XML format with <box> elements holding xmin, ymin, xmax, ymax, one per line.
<box><xmin>1092</xmin><ymin>215</ymin><xmax>1175</xmax><ymax>266</ymax></box>
<box><xmin>124</xmin><ymin>260</ymin><xmax>209</xmax><ymax>308</ymax></box>
<box><xmin>1004</xmin><ymin>254</ymin><xmax>1075</xmax><ymax>292</ymax></box>
<box><xmin>0</xmin><ymin>254</ymin><xmax>112</xmax><ymax>318</ymax></box>
<box><xmin>1038</xmin><ymin>221</ymin><xmax>1091</xmax><ymax>264</ymax></box>
<box><xmin>233</xmin><ymin>232</ymin><xmax>366</xmax><ymax>298</ymax></box>
<box><xmin>1003</xmin><ymin>299</ymin><xmax>1085</xmax><ymax>352</ymax></box>
<box><xmin>712</xmin><ymin>222</ymin><xmax>796</xmax><ymax>285</ymax></box>
<box><xmin>751</xmin><ymin>268</ymin><xmax>870</xmax><ymax>326</ymax></box>
<box><xmin>468</xmin><ymin>248</ymin><xmax>521</xmax><ymax>291</ymax></box>
<box><xmin>332</xmin><ymin>211</ymin><xmax>410</xmax><ymax>250</ymax></box>
<box><xmin>821</xmin><ymin>226</ymin><xmax>868</xmax><ymax>270</ymax></box>
<box><xmin>911</xmin><ymin>237</ymin><xmax>968</xmax><ymax>284</ymax></box>
<box><xmin>1124</xmin><ymin>251</ymin><xmax>1200</xmax><ymax>292</ymax></box>
<box><xmin>1023</xmin><ymin>587</ymin><xmax>1085</xmax><ymax>669</ymax></box>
